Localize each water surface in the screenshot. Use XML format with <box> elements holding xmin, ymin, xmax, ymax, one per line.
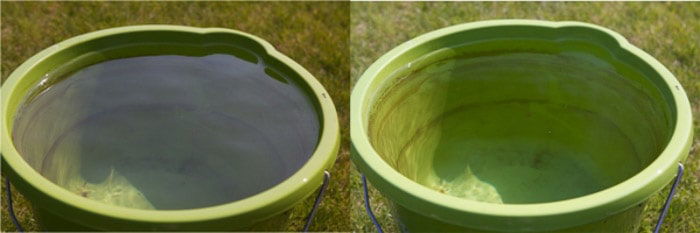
<box><xmin>13</xmin><ymin>54</ymin><xmax>320</xmax><ymax>210</ymax></box>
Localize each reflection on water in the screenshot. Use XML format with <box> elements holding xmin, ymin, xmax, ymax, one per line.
<box><xmin>13</xmin><ymin>54</ymin><xmax>320</xmax><ymax>210</ymax></box>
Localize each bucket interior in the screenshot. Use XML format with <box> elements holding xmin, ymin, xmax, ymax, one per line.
<box><xmin>367</xmin><ymin>27</ymin><xmax>675</xmax><ymax>204</ymax></box>
<box><xmin>10</xmin><ymin>33</ymin><xmax>321</xmax><ymax>210</ymax></box>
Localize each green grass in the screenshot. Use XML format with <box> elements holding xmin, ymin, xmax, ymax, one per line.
<box><xmin>0</xmin><ymin>1</ymin><xmax>349</xmax><ymax>232</ymax></box>
<box><xmin>350</xmin><ymin>2</ymin><xmax>700</xmax><ymax>233</ymax></box>
<box><xmin>3</xmin><ymin>2</ymin><xmax>699</xmax><ymax>232</ymax></box>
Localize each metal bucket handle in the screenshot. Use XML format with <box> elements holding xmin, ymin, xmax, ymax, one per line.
<box><xmin>653</xmin><ymin>163</ymin><xmax>684</xmax><ymax>233</ymax></box>
<box><xmin>5</xmin><ymin>170</ymin><xmax>332</xmax><ymax>233</ymax></box>
<box><xmin>360</xmin><ymin>163</ymin><xmax>685</xmax><ymax>233</ymax></box>
<box><xmin>304</xmin><ymin>170</ymin><xmax>331</xmax><ymax>232</ymax></box>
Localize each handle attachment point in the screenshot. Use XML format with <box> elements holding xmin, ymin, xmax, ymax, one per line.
<box><xmin>653</xmin><ymin>163</ymin><xmax>684</xmax><ymax>233</ymax></box>
<box><xmin>303</xmin><ymin>170</ymin><xmax>331</xmax><ymax>232</ymax></box>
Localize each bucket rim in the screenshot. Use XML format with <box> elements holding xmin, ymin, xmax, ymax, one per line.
<box><xmin>350</xmin><ymin>19</ymin><xmax>693</xmax><ymax>231</ymax></box>
<box><xmin>1</xmin><ymin>25</ymin><xmax>340</xmax><ymax>225</ymax></box>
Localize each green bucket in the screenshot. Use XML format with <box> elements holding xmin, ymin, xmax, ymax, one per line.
<box><xmin>1</xmin><ymin>25</ymin><xmax>339</xmax><ymax>231</ymax></box>
<box><xmin>351</xmin><ymin>20</ymin><xmax>692</xmax><ymax>232</ymax></box>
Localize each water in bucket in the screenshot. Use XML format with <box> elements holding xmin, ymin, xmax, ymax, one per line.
<box><xmin>12</xmin><ymin>53</ymin><xmax>320</xmax><ymax>210</ymax></box>
<box><xmin>368</xmin><ymin>41</ymin><xmax>672</xmax><ymax>204</ymax></box>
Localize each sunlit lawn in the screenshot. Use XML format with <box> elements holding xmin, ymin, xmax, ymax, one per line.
<box><xmin>350</xmin><ymin>2</ymin><xmax>699</xmax><ymax>233</ymax></box>
<box><xmin>1</xmin><ymin>1</ymin><xmax>349</xmax><ymax>232</ymax></box>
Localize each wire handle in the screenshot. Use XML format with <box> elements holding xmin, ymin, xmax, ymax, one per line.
<box><xmin>362</xmin><ymin>174</ymin><xmax>384</xmax><ymax>233</ymax></box>
<box><xmin>5</xmin><ymin>178</ymin><xmax>24</xmax><ymax>233</ymax></box>
<box><xmin>4</xmin><ymin>163</ymin><xmax>684</xmax><ymax>233</ymax></box>
<box><xmin>360</xmin><ymin>163</ymin><xmax>685</xmax><ymax>233</ymax></box>
<box><xmin>3</xmin><ymin>171</ymin><xmax>333</xmax><ymax>233</ymax></box>
<box><xmin>653</xmin><ymin>163</ymin><xmax>684</xmax><ymax>233</ymax></box>
<box><xmin>303</xmin><ymin>170</ymin><xmax>331</xmax><ymax>232</ymax></box>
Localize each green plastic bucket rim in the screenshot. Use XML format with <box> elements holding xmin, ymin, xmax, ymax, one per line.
<box><xmin>0</xmin><ymin>25</ymin><xmax>340</xmax><ymax>223</ymax></box>
<box><xmin>351</xmin><ymin>19</ymin><xmax>692</xmax><ymax>230</ymax></box>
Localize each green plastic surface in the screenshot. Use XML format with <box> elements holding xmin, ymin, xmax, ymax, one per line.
<box><xmin>351</xmin><ymin>20</ymin><xmax>692</xmax><ymax>232</ymax></box>
<box><xmin>1</xmin><ymin>25</ymin><xmax>340</xmax><ymax>231</ymax></box>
